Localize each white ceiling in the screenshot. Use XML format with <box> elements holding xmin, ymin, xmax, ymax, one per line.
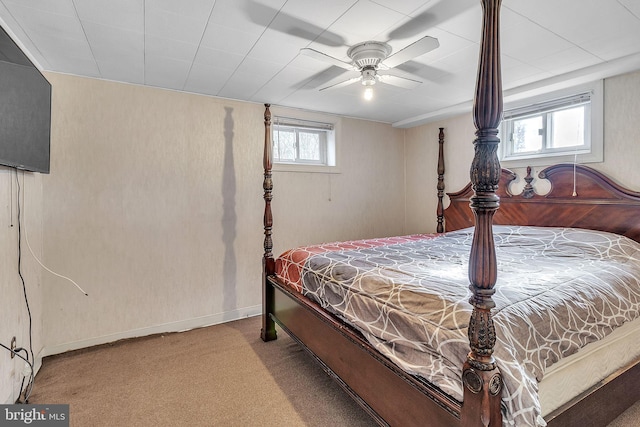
<box><xmin>1</xmin><ymin>0</ymin><xmax>639</xmax><ymax>127</ymax></box>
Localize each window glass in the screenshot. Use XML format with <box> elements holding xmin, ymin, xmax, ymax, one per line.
<box><xmin>512</xmin><ymin>115</ymin><xmax>543</xmax><ymax>154</ymax></box>
<box><xmin>272</xmin><ymin>117</ymin><xmax>334</xmax><ymax>168</ymax></box>
<box><xmin>298</xmin><ymin>131</ymin><xmax>321</xmax><ymax>162</ymax></box>
<box><xmin>550</xmin><ymin>106</ymin><xmax>585</xmax><ymax>149</ymax></box>
<box><xmin>273</xmin><ymin>128</ymin><xmax>296</xmax><ymax>161</ymax></box>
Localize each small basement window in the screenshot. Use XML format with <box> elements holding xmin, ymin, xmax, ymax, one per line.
<box><xmin>499</xmin><ymin>81</ymin><xmax>603</xmax><ymax>167</ymax></box>
<box><xmin>272</xmin><ymin>116</ymin><xmax>336</xmax><ymax>171</ymax></box>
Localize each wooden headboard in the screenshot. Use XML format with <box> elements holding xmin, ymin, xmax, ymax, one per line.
<box><xmin>444</xmin><ymin>163</ymin><xmax>640</xmax><ymax>243</ymax></box>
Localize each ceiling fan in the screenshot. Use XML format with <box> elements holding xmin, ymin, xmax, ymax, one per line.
<box><xmin>301</xmin><ymin>36</ymin><xmax>440</xmax><ymax>97</ymax></box>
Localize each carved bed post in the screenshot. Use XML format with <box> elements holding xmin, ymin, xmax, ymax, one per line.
<box><xmin>261</xmin><ymin>104</ymin><xmax>277</xmax><ymax>342</ymax></box>
<box><xmin>436</xmin><ymin>127</ymin><xmax>445</xmax><ymax>233</ymax></box>
<box><xmin>461</xmin><ymin>1</ymin><xmax>503</xmax><ymax>426</ymax></box>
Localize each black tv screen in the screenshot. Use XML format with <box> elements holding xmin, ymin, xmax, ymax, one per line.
<box><xmin>0</xmin><ymin>25</ymin><xmax>51</xmax><ymax>174</ymax></box>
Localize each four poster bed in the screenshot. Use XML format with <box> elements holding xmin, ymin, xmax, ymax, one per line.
<box><xmin>260</xmin><ymin>1</ymin><xmax>640</xmax><ymax>426</ymax></box>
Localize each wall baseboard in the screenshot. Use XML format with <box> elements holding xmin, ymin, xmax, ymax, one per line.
<box><xmin>40</xmin><ymin>305</ymin><xmax>262</xmax><ymax>359</ymax></box>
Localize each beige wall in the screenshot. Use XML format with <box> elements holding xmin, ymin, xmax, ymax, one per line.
<box><xmin>599</xmin><ymin>70</ymin><xmax>640</xmax><ymax>184</ymax></box>
<box><xmin>405</xmin><ymin>69</ymin><xmax>640</xmax><ymax>232</ymax></box>
<box><xmin>40</xmin><ymin>73</ymin><xmax>405</xmax><ymax>352</ymax></box>
<box><xmin>404</xmin><ymin>113</ymin><xmax>476</xmax><ymax>234</ymax></box>
<box><xmin>0</xmin><ymin>168</ymin><xmax>44</xmax><ymax>403</ymax></box>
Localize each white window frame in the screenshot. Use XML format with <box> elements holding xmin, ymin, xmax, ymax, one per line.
<box><xmin>499</xmin><ymin>80</ymin><xmax>603</xmax><ymax>168</ymax></box>
<box><xmin>272</xmin><ymin>115</ymin><xmax>339</xmax><ymax>173</ymax></box>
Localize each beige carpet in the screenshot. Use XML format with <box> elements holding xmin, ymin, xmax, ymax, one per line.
<box><xmin>30</xmin><ymin>316</ymin><xmax>639</xmax><ymax>426</ymax></box>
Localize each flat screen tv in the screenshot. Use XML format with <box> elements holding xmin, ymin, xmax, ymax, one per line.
<box><xmin>0</xmin><ymin>25</ymin><xmax>51</xmax><ymax>174</ymax></box>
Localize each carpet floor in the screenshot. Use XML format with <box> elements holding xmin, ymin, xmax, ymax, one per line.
<box><xmin>29</xmin><ymin>316</ymin><xmax>639</xmax><ymax>426</ymax></box>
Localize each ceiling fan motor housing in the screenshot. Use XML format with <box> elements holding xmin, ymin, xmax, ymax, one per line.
<box><xmin>347</xmin><ymin>41</ymin><xmax>392</xmax><ymax>68</ymax></box>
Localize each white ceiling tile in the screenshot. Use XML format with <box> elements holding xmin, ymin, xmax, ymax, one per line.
<box><xmin>372</xmin><ymin>0</ymin><xmax>438</xmax><ymax>16</ymax></box>
<box><xmin>265</xmin><ymin>12</ymin><xmax>324</xmax><ymax>46</ymax></box>
<box><xmin>2</xmin><ymin>0</ymin><xmax>76</xmax><ymax>17</ymax></box>
<box><xmin>264</xmin><ymin>0</ymin><xmax>352</xmax><ymax>48</ymax></box>
<box><xmin>288</xmin><ymin>52</ymin><xmax>338</xmax><ymax>71</ymax></box>
<box><xmin>279</xmin><ymin>0</ymin><xmax>355</xmax><ymax>29</ymax></box>
<box><xmin>532</xmin><ymin>47</ymin><xmax>602</xmax><ymax>76</ymax></box>
<box><xmin>4</xmin><ymin>3</ymin><xmax>85</xmax><ymax>40</ymax></box>
<box><xmin>421</xmin><ymin>68</ymin><xmax>477</xmax><ymax>101</ymax></box>
<box><xmin>433</xmin><ymin>1</ymin><xmax>481</xmax><ymax>42</ymax></box>
<box><xmin>234</xmin><ymin>56</ymin><xmax>283</xmax><ymax>81</ymax></box>
<box><xmin>146</xmin><ymin>35</ymin><xmax>198</xmax><ymax>63</ymax></box>
<box><xmin>395</xmin><ymin>61</ymin><xmax>449</xmax><ymax>83</ymax></box>
<box><xmin>405</xmin><ymin>27</ymin><xmax>474</xmax><ymax>63</ymax></box>
<box><xmin>48</xmin><ymin>56</ymin><xmax>100</xmax><ymax>77</ymax></box>
<box><xmin>580</xmin><ymin>25</ymin><xmax>640</xmax><ymax>60</ymax></box>
<box><xmin>200</xmin><ymin>24</ymin><xmax>258</xmax><ymax>56</ymax></box>
<box><xmin>192</xmin><ymin>46</ymin><xmax>245</xmax><ymax>70</ymax></box>
<box><xmin>431</xmin><ymin>44</ymin><xmax>478</xmax><ymax>73</ymax></box>
<box><xmin>388</xmin><ymin>91</ymin><xmax>451</xmax><ymax>112</ymax></box>
<box><xmin>280</xmin><ymin>88</ymin><xmax>360</xmax><ymax>115</ymax></box>
<box><xmin>82</xmin><ymin>21</ymin><xmax>143</xmax><ymax>61</ymax></box>
<box><xmin>209</xmin><ymin>0</ymin><xmax>280</xmax><ymax>36</ymax></box>
<box><xmin>74</xmin><ymin>0</ymin><xmax>143</xmax><ymax>31</ymax></box>
<box><xmin>502</xmin><ymin>59</ymin><xmax>551</xmax><ymax>89</ymax></box>
<box><xmin>266</xmin><ymin>64</ymin><xmax>324</xmax><ymax>89</ymax></box>
<box><xmin>619</xmin><ymin>0</ymin><xmax>640</xmax><ymax>18</ymax></box>
<box><xmin>18</xmin><ymin>29</ymin><xmax>92</xmax><ymax>73</ymax></box>
<box><xmin>328</xmin><ymin>0</ymin><xmax>405</xmax><ymax>40</ymax></box>
<box><xmin>29</xmin><ymin>34</ymin><xmax>93</xmax><ymax>62</ymax></box>
<box><xmin>96</xmin><ymin>58</ymin><xmax>144</xmax><ymax>84</ymax></box>
<box><xmin>505</xmin><ymin>70</ymin><xmax>555</xmax><ymax>91</ymax></box>
<box><xmin>247</xmin><ymin>28</ymin><xmax>306</xmax><ymax>64</ymax></box>
<box><xmin>145</xmin><ymin>5</ymin><xmax>208</xmax><ymax>44</ymax></box>
<box><xmin>501</xmin><ymin>10</ymin><xmax>574</xmax><ymax>63</ymax></box>
<box><xmin>251</xmin><ymin>79</ymin><xmax>299</xmax><ymax>104</ymax></box>
<box><xmin>504</xmin><ymin>0</ymin><xmax>638</xmax><ymax>49</ymax></box>
<box><xmin>146</xmin><ymin>0</ymin><xmax>215</xmax><ymax>20</ymax></box>
<box><xmin>183</xmin><ymin>63</ymin><xmax>235</xmax><ymax>96</ymax></box>
<box><xmin>217</xmin><ymin>71</ymin><xmax>271</xmax><ymax>99</ymax></box>
<box><xmin>144</xmin><ymin>55</ymin><xmax>192</xmax><ymax>90</ymax></box>
<box><xmin>1</xmin><ymin>0</ymin><xmax>639</xmax><ymax>124</ymax></box>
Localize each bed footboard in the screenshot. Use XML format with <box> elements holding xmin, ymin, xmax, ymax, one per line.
<box><xmin>267</xmin><ymin>275</ymin><xmax>462</xmax><ymax>426</ymax></box>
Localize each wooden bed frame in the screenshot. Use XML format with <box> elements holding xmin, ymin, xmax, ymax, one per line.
<box><xmin>260</xmin><ymin>1</ymin><xmax>640</xmax><ymax>425</ymax></box>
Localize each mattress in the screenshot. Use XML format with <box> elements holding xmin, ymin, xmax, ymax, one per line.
<box><xmin>539</xmin><ymin>314</ymin><xmax>640</xmax><ymax>416</ymax></box>
<box><xmin>275</xmin><ymin>225</ymin><xmax>640</xmax><ymax>427</ymax></box>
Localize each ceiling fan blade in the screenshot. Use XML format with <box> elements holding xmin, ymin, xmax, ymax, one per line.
<box><xmin>319</xmin><ymin>76</ymin><xmax>362</xmax><ymax>91</ymax></box>
<box><xmin>382</xmin><ymin>36</ymin><xmax>439</xmax><ymax>69</ymax></box>
<box><xmin>377</xmin><ymin>74</ymin><xmax>422</xmax><ymax>89</ymax></box>
<box><xmin>300</xmin><ymin>48</ymin><xmax>355</xmax><ymax>71</ymax></box>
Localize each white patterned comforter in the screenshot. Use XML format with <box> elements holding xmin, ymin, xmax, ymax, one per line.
<box><xmin>275</xmin><ymin>225</ymin><xmax>640</xmax><ymax>426</ymax></box>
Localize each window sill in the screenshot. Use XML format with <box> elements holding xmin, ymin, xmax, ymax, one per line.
<box><xmin>500</xmin><ymin>150</ymin><xmax>602</xmax><ymax>168</ymax></box>
<box><xmin>272</xmin><ymin>163</ymin><xmax>341</xmax><ymax>174</ymax></box>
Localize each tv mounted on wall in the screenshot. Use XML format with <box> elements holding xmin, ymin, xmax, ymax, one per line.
<box><xmin>0</xmin><ymin>25</ymin><xmax>51</xmax><ymax>174</ymax></box>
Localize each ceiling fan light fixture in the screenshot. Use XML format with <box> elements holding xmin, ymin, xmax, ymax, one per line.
<box><xmin>361</xmin><ymin>67</ymin><xmax>376</xmax><ymax>86</ymax></box>
<box><xmin>363</xmin><ymin>87</ymin><xmax>374</xmax><ymax>101</ymax></box>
